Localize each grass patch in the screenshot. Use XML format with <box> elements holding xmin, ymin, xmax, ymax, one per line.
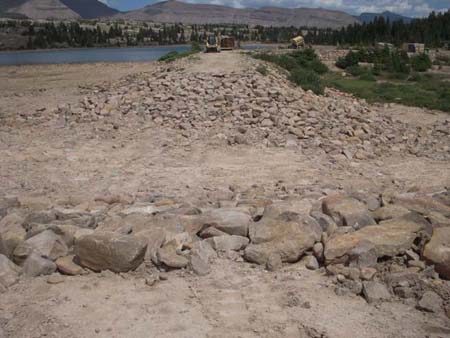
<box><xmin>253</xmin><ymin>48</ymin><xmax>328</xmax><ymax>94</ymax></box>
<box><xmin>158</xmin><ymin>42</ymin><xmax>202</xmax><ymax>63</ymax></box>
<box><xmin>323</xmin><ymin>72</ymin><xmax>450</xmax><ymax>112</ymax></box>
<box><xmin>256</xmin><ymin>64</ymin><xmax>269</xmax><ymax>76</ymax></box>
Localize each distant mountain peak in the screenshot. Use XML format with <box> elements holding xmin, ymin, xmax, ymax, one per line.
<box><xmin>357</xmin><ymin>11</ymin><xmax>412</xmax><ymax>23</ymax></box>
<box><xmin>1</xmin><ymin>0</ymin><xmax>119</xmax><ymax>20</ymax></box>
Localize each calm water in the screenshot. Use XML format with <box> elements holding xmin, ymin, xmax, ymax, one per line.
<box><xmin>0</xmin><ymin>44</ymin><xmax>275</xmax><ymax>66</ymax></box>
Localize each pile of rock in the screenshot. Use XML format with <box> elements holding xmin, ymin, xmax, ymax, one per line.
<box><xmin>58</xmin><ymin>57</ymin><xmax>450</xmax><ymax>160</ymax></box>
<box><xmin>1</xmin><ymin>187</ymin><xmax>450</xmax><ymax>317</ymax></box>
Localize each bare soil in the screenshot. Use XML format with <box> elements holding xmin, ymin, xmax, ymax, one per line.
<box><xmin>0</xmin><ymin>52</ymin><xmax>449</xmax><ymax>338</ymax></box>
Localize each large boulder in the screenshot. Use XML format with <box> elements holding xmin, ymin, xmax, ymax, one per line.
<box><xmin>392</xmin><ymin>193</ymin><xmax>450</xmax><ymax>217</ymax></box>
<box><xmin>0</xmin><ymin>254</ymin><xmax>21</xmax><ymax>287</ymax></box>
<box><xmin>0</xmin><ymin>213</ymin><xmax>26</xmax><ymax>257</ymax></box>
<box><xmin>22</xmin><ymin>253</ymin><xmax>57</xmax><ymax>277</ymax></box>
<box><xmin>13</xmin><ymin>230</ymin><xmax>68</xmax><ymax>265</ymax></box>
<box><xmin>244</xmin><ymin>216</ymin><xmax>321</xmax><ymax>265</ymax></box>
<box><xmin>202</xmin><ymin>209</ymin><xmax>251</xmax><ymax>237</ymax></box>
<box><xmin>372</xmin><ymin>205</ymin><xmax>410</xmax><ymax>222</ymax></box>
<box><xmin>206</xmin><ymin>235</ymin><xmax>249</xmax><ymax>251</ymax></box>
<box><xmin>262</xmin><ymin>199</ymin><xmax>313</xmax><ymax>219</ymax></box>
<box><xmin>324</xmin><ymin>217</ymin><xmax>425</xmax><ymax>265</ymax></box>
<box><xmin>322</xmin><ymin>195</ymin><xmax>375</xmax><ymax>229</ymax></box>
<box><xmin>75</xmin><ymin>232</ymin><xmax>147</xmax><ymax>272</ymax></box>
<box><xmin>423</xmin><ymin>227</ymin><xmax>450</xmax><ymax>279</ymax></box>
<box><xmin>135</xmin><ymin>228</ymin><xmax>166</xmax><ymax>265</ymax></box>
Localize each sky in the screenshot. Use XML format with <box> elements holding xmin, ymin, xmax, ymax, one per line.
<box><xmin>100</xmin><ymin>0</ymin><xmax>449</xmax><ymax>17</ymax></box>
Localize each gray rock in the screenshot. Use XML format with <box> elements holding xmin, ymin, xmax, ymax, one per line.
<box><xmin>22</xmin><ymin>253</ymin><xmax>57</xmax><ymax>277</ymax></box>
<box><xmin>202</xmin><ymin>209</ymin><xmax>251</xmax><ymax>237</ymax></box>
<box><xmin>341</xmin><ymin>279</ymin><xmax>363</xmax><ymax>295</ymax></box>
<box><xmin>13</xmin><ymin>230</ymin><xmax>68</xmax><ymax>265</ymax></box>
<box><xmin>423</xmin><ymin>227</ymin><xmax>450</xmax><ymax>279</ymax></box>
<box><xmin>417</xmin><ymin>291</ymin><xmax>443</xmax><ymax>313</ymax></box>
<box><xmin>75</xmin><ymin>232</ymin><xmax>147</xmax><ymax>272</ymax></box>
<box><xmin>206</xmin><ymin>235</ymin><xmax>249</xmax><ymax>251</ymax></box>
<box><xmin>322</xmin><ymin>195</ymin><xmax>375</xmax><ymax>229</ymax></box>
<box><xmin>266</xmin><ymin>253</ymin><xmax>282</xmax><ymax>271</ymax></box>
<box><xmin>157</xmin><ymin>241</ymin><xmax>189</xmax><ymax>269</ymax></box>
<box><xmin>362</xmin><ymin>281</ymin><xmax>391</xmax><ymax>303</ymax></box>
<box><xmin>199</xmin><ymin>227</ymin><xmax>228</xmax><ymax>238</ymax></box>
<box><xmin>191</xmin><ymin>240</ymin><xmax>217</xmax><ymax>263</ymax></box>
<box><xmin>0</xmin><ymin>213</ymin><xmax>26</xmax><ymax>257</ymax></box>
<box><xmin>190</xmin><ymin>254</ymin><xmax>211</xmax><ymax>276</ymax></box>
<box><xmin>313</xmin><ymin>242</ymin><xmax>324</xmax><ymax>259</ymax></box>
<box><xmin>310</xmin><ymin>211</ymin><xmax>337</xmax><ymax>232</ymax></box>
<box><xmin>135</xmin><ymin>228</ymin><xmax>166</xmax><ymax>266</ymax></box>
<box><xmin>304</xmin><ymin>255</ymin><xmax>319</xmax><ymax>270</ymax></box>
<box><xmin>0</xmin><ymin>254</ymin><xmax>21</xmax><ymax>287</ymax></box>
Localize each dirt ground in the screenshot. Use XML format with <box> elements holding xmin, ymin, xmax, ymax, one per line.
<box><xmin>1</xmin><ymin>52</ymin><xmax>450</xmax><ymax>338</ymax></box>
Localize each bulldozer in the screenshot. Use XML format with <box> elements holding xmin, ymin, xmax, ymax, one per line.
<box><xmin>205</xmin><ymin>33</ymin><xmax>221</xmax><ymax>53</ymax></box>
<box><xmin>291</xmin><ymin>36</ymin><xmax>305</xmax><ymax>49</ymax></box>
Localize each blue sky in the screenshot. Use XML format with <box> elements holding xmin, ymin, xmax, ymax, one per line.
<box><xmin>101</xmin><ymin>0</ymin><xmax>449</xmax><ymax>17</ymax></box>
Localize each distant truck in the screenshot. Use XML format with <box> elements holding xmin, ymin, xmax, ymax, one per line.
<box><xmin>206</xmin><ymin>34</ymin><xmax>221</xmax><ymax>53</ymax></box>
<box><xmin>291</xmin><ymin>36</ymin><xmax>305</xmax><ymax>49</ymax></box>
<box><xmin>220</xmin><ymin>36</ymin><xmax>235</xmax><ymax>50</ymax></box>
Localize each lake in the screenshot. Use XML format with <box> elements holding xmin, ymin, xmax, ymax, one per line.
<box><xmin>0</xmin><ymin>44</ymin><xmax>275</xmax><ymax>66</ymax></box>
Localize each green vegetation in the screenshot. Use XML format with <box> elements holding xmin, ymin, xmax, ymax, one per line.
<box><xmin>306</xmin><ymin>11</ymin><xmax>450</xmax><ymax>48</ymax></box>
<box><xmin>158</xmin><ymin>42</ymin><xmax>201</xmax><ymax>62</ymax></box>
<box><xmin>326</xmin><ymin>48</ymin><xmax>449</xmax><ymax>112</ymax></box>
<box><xmin>253</xmin><ymin>49</ymin><xmax>328</xmax><ymax>94</ymax></box>
<box><xmin>323</xmin><ymin>72</ymin><xmax>450</xmax><ymax>112</ymax></box>
<box><xmin>410</xmin><ymin>53</ymin><xmax>432</xmax><ymax>72</ymax></box>
<box><xmin>256</xmin><ymin>64</ymin><xmax>269</xmax><ymax>76</ymax></box>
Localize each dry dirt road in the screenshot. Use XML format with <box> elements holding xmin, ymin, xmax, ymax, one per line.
<box><xmin>0</xmin><ymin>52</ymin><xmax>450</xmax><ymax>338</ymax></box>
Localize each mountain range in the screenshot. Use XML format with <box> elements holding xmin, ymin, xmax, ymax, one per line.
<box><xmin>0</xmin><ymin>0</ymin><xmax>413</xmax><ymax>28</ymax></box>
<box><xmin>357</xmin><ymin>11</ymin><xmax>412</xmax><ymax>24</ymax></box>
<box><xmin>0</xmin><ymin>0</ymin><xmax>118</xmax><ymax>20</ymax></box>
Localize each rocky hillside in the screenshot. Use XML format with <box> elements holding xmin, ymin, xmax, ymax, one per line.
<box><xmin>0</xmin><ymin>0</ymin><xmax>118</xmax><ymax>20</ymax></box>
<box><xmin>119</xmin><ymin>0</ymin><xmax>359</xmax><ymax>28</ymax></box>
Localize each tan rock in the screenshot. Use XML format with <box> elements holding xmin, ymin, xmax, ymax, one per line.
<box><xmin>324</xmin><ymin>217</ymin><xmax>424</xmax><ymax>265</ymax></box>
<box><xmin>423</xmin><ymin>227</ymin><xmax>450</xmax><ymax>279</ymax></box>
<box><xmin>56</xmin><ymin>255</ymin><xmax>84</xmax><ymax>275</ymax></box>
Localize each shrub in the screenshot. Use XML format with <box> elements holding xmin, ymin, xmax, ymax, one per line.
<box><xmin>158</xmin><ymin>51</ymin><xmax>179</xmax><ymax>62</ymax></box>
<box><xmin>191</xmin><ymin>41</ymin><xmax>201</xmax><ymax>52</ymax></box>
<box><xmin>309</xmin><ymin>59</ymin><xmax>328</xmax><ymax>74</ymax></box>
<box><xmin>336</xmin><ymin>50</ymin><xmax>360</xmax><ymax>69</ymax></box>
<box><xmin>390</xmin><ymin>51</ymin><xmax>410</xmax><ymax>74</ymax></box>
<box><xmin>411</xmin><ymin>53</ymin><xmax>432</xmax><ymax>72</ymax></box>
<box><xmin>359</xmin><ymin>72</ymin><xmax>376</xmax><ymax>81</ymax></box>
<box><xmin>288</xmin><ymin>68</ymin><xmax>324</xmax><ymax>95</ymax></box>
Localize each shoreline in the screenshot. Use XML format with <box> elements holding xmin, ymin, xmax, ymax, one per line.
<box><xmin>0</xmin><ymin>42</ymin><xmax>279</xmax><ymax>54</ymax></box>
<box><xmin>0</xmin><ymin>44</ymin><xmax>191</xmax><ymax>54</ymax></box>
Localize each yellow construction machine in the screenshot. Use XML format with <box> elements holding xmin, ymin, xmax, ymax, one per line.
<box><xmin>291</xmin><ymin>36</ymin><xmax>305</xmax><ymax>49</ymax></box>
<box><xmin>206</xmin><ymin>33</ymin><xmax>221</xmax><ymax>53</ymax></box>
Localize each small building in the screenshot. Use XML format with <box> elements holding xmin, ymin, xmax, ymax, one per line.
<box><xmin>402</xmin><ymin>43</ymin><xmax>425</xmax><ymax>54</ymax></box>
<box><xmin>220</xmin><ymin>35</ymin><xmax>235</xmax><ymax>50</ymax></box>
